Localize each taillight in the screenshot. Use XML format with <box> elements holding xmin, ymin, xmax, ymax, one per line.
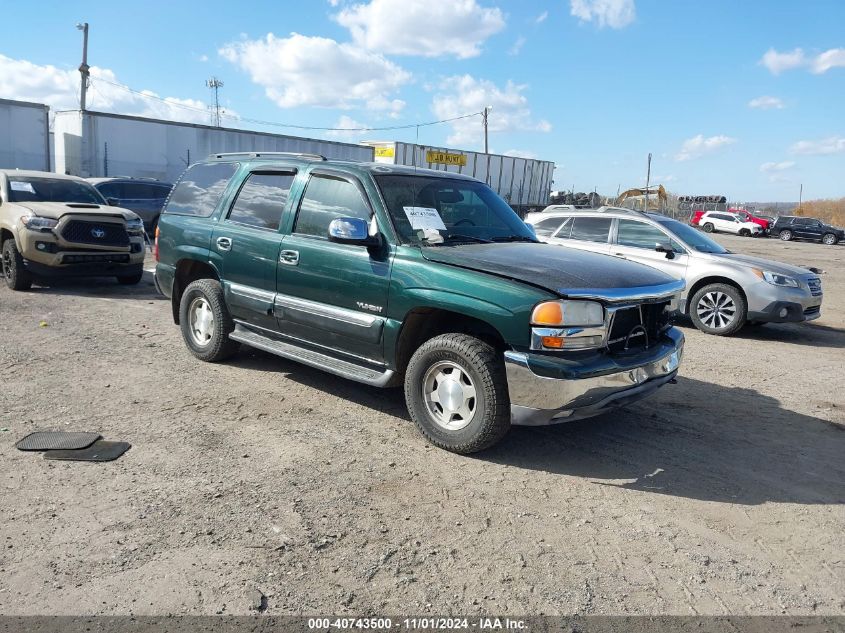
<box><xmin>154</xmin><ymin>226</ymin><xmax>160</xmax><ymax>262</ymax></box>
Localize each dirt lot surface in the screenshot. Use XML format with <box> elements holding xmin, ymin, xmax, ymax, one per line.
<box><xmin>1</xmin><ymin>234</ymin><xmax>843</xmax><ymax>616</ymax></box>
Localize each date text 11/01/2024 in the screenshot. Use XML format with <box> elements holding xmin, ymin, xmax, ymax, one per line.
<box><xmin>307</xmin><ymin>618</ymin><xmax>527</xmax><ymax>630</ymax></box>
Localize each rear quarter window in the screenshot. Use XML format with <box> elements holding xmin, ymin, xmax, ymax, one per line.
<box><xmin>163</xmin><ymin>163</ymin><xmax>238</xmax><ymax>217</ymax></box>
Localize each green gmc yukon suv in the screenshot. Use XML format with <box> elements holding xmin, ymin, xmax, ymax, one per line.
<box><xmin>155</xmin><ymin>153</ymin><xmax>685</xmax><ymax>453</ymax></box>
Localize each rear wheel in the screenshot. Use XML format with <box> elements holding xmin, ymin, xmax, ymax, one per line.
<box><xmin>2</xmin><ymin>239</ymin><xmax>33</xmax><ymax>291</ymax></box>
<box><xmin>404</xmin><ymin>333</ymin><xmax>511</xmax><ymax>454</ymax></box>
<box><xmin>690</xmin><ymin>283</ymin><xmax>746</xmax><ymax>336</ymax></box>
<box><xmin>822</xmin><ymin>233</ymin><xmax>837</xmax><ymax>245</ymax></box>
<box><xmin>779</xmin><ymin>229</ymin><xmax>793</xmax><ymax>241</ymax></box>
<box><xmin>179</xmin><ymin>279</ymin><xmax>240</xmax><ymax>362</ymax></box>
<box><xmin>702</xmin><ymin>223</ymin><xmax>714</xmax><ymax>233</ymax></box>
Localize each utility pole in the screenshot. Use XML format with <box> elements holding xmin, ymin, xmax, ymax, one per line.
<box><xmin>798</xmin><ymin>183</ymin><xmax>803</xmax><ymax>214</ymax></box>
<box><xmin>76</xmin><ymin>22</ymin><xmax>89</xmax><ymax>111</ymax></box>
<box><xmin>206</xmin><ymin>77</ymin><xmax>224</xmax><ymax>127</ymax></box>
<box><xmin>482</xmin><ymin>106</ymin><xmax>492</xmax><ymax>153</ymax></box>
<box><xmin>644</xmin><ymin>152</ymin><xmax>652</xmax><ymax>211</ymax></box>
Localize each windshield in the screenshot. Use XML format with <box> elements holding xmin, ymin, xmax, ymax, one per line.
<box><xmin>6</xmin><ymin>177</ymin><xmax>106</xmax><ymax>205</ymax></box>
<box><xmin>374</xmin><ymin>174</ymin><xmax>537</xmax><ymax>245</ymax></box>
<box><xmin>657</xmin><ymin>218</ymin><xmax>728</xmax><ymax>254</ymax></box>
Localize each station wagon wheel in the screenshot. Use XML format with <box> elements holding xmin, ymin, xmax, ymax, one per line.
<box><xmin>405</xmin><ymin>333</ymin><xmax>511</xmax><ymax>454</ymax></box>
<box><xmin>179</xmin><ymin>279</ymin><xmax>239</xmax><ymax>362</ymax></box>
<box><xmin>689</xmin><ymin>283</ymin><xmax>746</xmax><ymax>336</ymax></box>
<box><xmin>779</xmin><ymin>229</ymin><xmax>793</xmax><ymax>241</ymax></box>
<box><xmin>822</xmin><ymin>233</ymin><xmax>837</xmax><ymax>245</ymax></box>
<box><xmin>702</xmin><ymin>223</ymin><xmax>714</xmax><ymax>233</ymax></box>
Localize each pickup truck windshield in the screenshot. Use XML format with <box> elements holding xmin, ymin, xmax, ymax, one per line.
<box><xmin>375</xmin><ymin>174</ymin><xmax>537</xmax><ymax>245</ymax></box>
<box><xmin>7</xmin><ymin>177</ymin><xmax>105</xmax><ymax>205</ymax></box>
<box><xmin>658</xmin><ymin>218</ymin><xmax>728</xmax><ymax>254</ymax></box>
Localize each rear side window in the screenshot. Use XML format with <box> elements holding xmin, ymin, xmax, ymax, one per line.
<box><xmin>569</xmin><ymin>217</ymin><xmax>612</xmax><ymax>243</ymax></box>
<box><xmin>227</xmin><ymin>172</ymin><xmax>295</xmax><ymax>231</ymax></box>
<box><xmin>96</xmin><ymin>182</ymin><xmax>123</xmax><ymax>198</ymax></box>
<box><xmin>531</xmin><ymin>216</ymin><xmax>565</xmax><ymax>237</ymax></box>
<box><xmin>164</xmin><ymin>162</ymin><xmax>237</xmax><ymax>217</ymax></box>
<box><xmin>293</xmin><ymin>174</ymin><xmax>370</xmax><ymax>238</ymax></box>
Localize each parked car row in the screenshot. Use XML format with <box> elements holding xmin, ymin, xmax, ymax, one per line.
<box><xmin>689</xmin><ymin>206</ymin><xmax>844</xmax><ymax>245</ymax></box>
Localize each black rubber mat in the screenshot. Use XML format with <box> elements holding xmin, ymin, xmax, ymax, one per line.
<box><xmin>15</xmin><ymin>431</ymin><xmax>101</xmax><ymax>451</ymax></box>
<box><xmin>43</xmin><ymin>440</ymin><xmax>131</xmax><ymax>462</ymax></box>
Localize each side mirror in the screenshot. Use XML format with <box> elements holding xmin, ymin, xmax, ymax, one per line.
<box><xmin>655</xmin><ymin>243</ymin><xmax>676</xmax><ymax>260</ymax></box>
<box><xmin>106</xmin><ymin>197</ymin><xmax>120</xmax><ymax>206</ymax></box>
<box><xmin>328</xmin><ymin>217</ymin><xmax>381</xmax><ymax>248</ymax></box>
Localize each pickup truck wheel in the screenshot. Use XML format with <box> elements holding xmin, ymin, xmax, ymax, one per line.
<box><xmin>404</xmin><ymin>333</ymin><xmax>510</xmax><ymax>454</ymax></box>
<box><xmin>116</xmin><ymin>266</ymin><xmax>144</xmax><ymax>285</ymax></box>
<box><xmin>690</xmin><ymin>283</ymin><xmax>746</xmax><ymax>336</ymax></box>
<box><xmin>179</xmin><ymin>279</ymin><xmax>239</xmax><ymax>362</ymax></box>
<box><xmin>822</xmin><ymin>233</ymin><xmax>837</xmax><ymax>245</ymax></box>
<box><xmin>2</xmin><ymin>239</ymin><xmax>33</xmax><ymax>291</ymax></box>
<box><xmin>779</xmin><ymin>229</ymin><xmax>793</xmax><ymax>241</ymax></box>
<box><xmin>702</xmin><ymin>223</ymin><xmax>714</xmax><ymax>233</ymax></box>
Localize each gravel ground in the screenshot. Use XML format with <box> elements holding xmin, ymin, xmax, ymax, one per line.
<box><xmin>0</xmin><ymin>233</ymin><xmax>843</xmax><ymax>616</ymax></box>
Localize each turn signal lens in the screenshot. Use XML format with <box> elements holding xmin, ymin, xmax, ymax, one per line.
<box><xmin>540</xmin><ymin>336</ymin><xmax>564</xmax><ymax>348</ymax></box>
<box><xmin>154</xmin><ymin>226</ymin><xmax>160</xmax><ymax>262</ymax></box>
<box><xmin>531</xmin><ymin>302</ymin><xmax>564</xmax><ymax>325</ymax></box>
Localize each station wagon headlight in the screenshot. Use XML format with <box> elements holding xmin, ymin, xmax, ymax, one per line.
<box><xmin>752</xmin><ymin>268</ymin><xmax>799</xmax><ymax>288</ymax></box>
<box><xmin>20</xmin><ymin>215</ymin><xmax>58</xmax><ymax>231</ymax></box>
<box><xmin>125</xmin><ymin>218</ymin><xmax>145</xmax><ymax>235</ymax></box>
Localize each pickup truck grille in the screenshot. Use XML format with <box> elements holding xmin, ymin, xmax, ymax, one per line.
<box><xmin>807</xmin><ymin>277</ymin><xmax>822</xmax><ymax>297</ymax></box>
<box><xmin>606</xmin><ymin>301</ymin><xmax>671</xmax><ymax>353</ymax></box>
<box><xmin>61</xmin><ymin>220</ymin><xmax>129</xmax><ymax>247</ymax></box>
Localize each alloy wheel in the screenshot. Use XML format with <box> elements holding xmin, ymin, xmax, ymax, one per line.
<box><xmin>697</xmin><ymin>291</ymin><xmax>737</xmax><ymax>330</ymax></box>
<box><xmin>422</xmin><ymin>361</ymin><xmax>477</xmax><ymax>431</ymax></box>
<box><xmin>188</xmin><ymin>296</ymin><xmax>215</xmax><ymax>347</ymax></box>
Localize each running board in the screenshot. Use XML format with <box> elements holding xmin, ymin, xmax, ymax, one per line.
<box><xmin>229</xmin><ymin>325</ymin><xmax>395</xmax><ymax>387</ymax></box>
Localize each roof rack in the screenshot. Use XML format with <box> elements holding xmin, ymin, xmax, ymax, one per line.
<box><xmin>210</xmin><ymin>151</ymin><xmax>327</xmax><ymax>161</ymax></box>
<box><xmin>593</xmin><ymin>205</ymin><xmax>651</xmax><ymax>217</ymax></box>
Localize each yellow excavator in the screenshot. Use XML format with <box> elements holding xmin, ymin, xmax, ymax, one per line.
<box><xmin>615</xmin><ymin>185</ymin><xmax>668</xmax><ymax>211</ymax></box>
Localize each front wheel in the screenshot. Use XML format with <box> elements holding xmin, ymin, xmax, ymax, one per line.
<box><xmin>116</xmin><ymin>266</ymin><xmax>144</xmax><ymax>285</ymax></box>
<box><xmin>822</xmin><ymin>233</ymin><xmax>837</xmax><ymax>245</ymax></box>
<box><xmin>739</xmin><ymin>228</ymin><xmax>750</xmax><ymax>237</ymax></box>
<box><xmin>2</xmin><ymin>239</ymin><xmax>33</xmax><ymax>291</ymax></box>
<box><xmin>404</xmin><ymin>333</ymin><xmax>511</xmax><ymax>454</ymax></box>
<box><xmin>178</xmin><ymin>279</ymin><xmax>240</xmax><ymax>362</ymax></box>
<box><xmin>702</xmin><ymin>223</ymin><xmax>714</xmax><ymax>233</ymax></box>
<box><xmin>690</xmin><ymin>283</ymin><xmax>747</xmax><ymax>336</ymax></box>
<box><xmin>779</xmin><ymin>229</ymin><xmax>793</xmax><ymax>241</ymax></box>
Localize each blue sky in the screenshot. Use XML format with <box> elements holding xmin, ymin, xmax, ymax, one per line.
<box><xmin>1</xmin><ymin>0</ymin><xmax>843</xmax><ymax>200</ymax></box>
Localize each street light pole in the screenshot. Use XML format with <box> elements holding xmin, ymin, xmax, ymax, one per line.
<box><xmin>644</xmin><ymin>152</ymin><xmax>652</xmax><ymax>211</ymax></box>
<box><xmin>76</xmin><ymin>22</ymin><xmax>89</xmax><ymax>112</ymax></box>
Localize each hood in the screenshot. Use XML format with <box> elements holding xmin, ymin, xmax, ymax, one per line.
<box><xmin>709</xmin><ymin>252</ymin><xmax>814</xmax><ymax>277</ymax></box>
<box><xmin>420</xmin><ymin>243</ymin><xmax>681</xmax><ymax>299</ymax></box>
<box><xmin>13</xmin><ymin>201</ymin><xmax>139</xmax><ymax>221</ymax></box>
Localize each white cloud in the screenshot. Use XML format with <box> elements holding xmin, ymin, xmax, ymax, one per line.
<box><xmin>760</xmin><ymin>161</ymin><xmax>795</xmax><ymax>172</ymax></box>
<box><xmin>431</xmin><ymin>75</ymin><xmax>551</xmax><ymax>147</ymax></box>
<box><xmin>509</xmin><ymin>37</ymin><xmax>526</xmax><ymax>56</ymax></box>
<box><xmin>535</xmin><ymin>11</ymin><xmax>549</xmax><ymax>23</ymax></box>
<box><xmin>760</xmin><ymin>47</ymin><xmax>845</xmax><ymax>75</ymax></box>
<box><xmin>790</xmin><ymin>136</ymin><xmax>845</xmax><ymax>155</ymax></box>
<box><xmin>219</xmin><ymin>33</ymin><xmax>410</xmax><ymax>110</ymax></box>
<box><xmin>748</xmin><ymin>95</ymin><xmax>784</xmax><ymax>110</ymax></box>
<box><xmin>325</xmin><ymin>115</ymin><xmax>371</xmax><ymax>140</ymax></box>
<box><xmin>674</xmin><ymin>134</ymin><xmax>737</xmax><ymax>161</ymax></box>
<box><xmin>0</xmin><ymin>54</ymin><xmax>211</xmax><ymax>125</ymax></box>
<box><xmin>570</xmin><ymin>0</ymin><xmax>635</xmax><ymax>29</ymax></box>
<box><xmin>503</xmin><ymin>149</ymin><xmax>538</xmax><ymax>159</ymax></box>
<box><xmin>335</xmin><ymin>0</ymin><xmax>505</xmax><ymax>59</ymax></box>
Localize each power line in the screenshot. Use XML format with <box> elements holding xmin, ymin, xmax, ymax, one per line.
<box><xmin>89</xmin><ymin>76</ymin><xmax>483</xmax><ymax>132</ymax></box>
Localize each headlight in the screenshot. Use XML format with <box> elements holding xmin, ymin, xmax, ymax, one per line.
<box><xmin>531</xmin><ymin>300</ymin><xmax>604</xmax><ymax>327</ymax></box>
<box><xmin>752</xmin><ymin>268</ymin><xmax>799</xmax><ymax>288</ymax></box>
<box><xmin>20</xmin><ymin>215</ymin><xmax>58</xmax><ymax>231</ymax></box>
<box><xmin>125</xmin><ymin>218</ymin><xmax>145</xmax><ymax>235</ymax></box>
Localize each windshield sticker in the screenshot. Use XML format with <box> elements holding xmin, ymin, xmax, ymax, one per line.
<box><xmin>403</xmin><ymin>206</ymin><xmax>446</xmax><ymax>231</ymax></box>
<box><xmin>10</xmin><ymin>181</ymin><xmax>35</xmax><ymax>194</ymax></box>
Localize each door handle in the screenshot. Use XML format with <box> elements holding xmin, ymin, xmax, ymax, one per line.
<box><xmin>216</xmin><ymin>236</ymin><xmax>232</xmax><ymax>251</ymax></box>
<box><xmin>279</xmin><ymin>249</ymin><xmax>299</xmax><ymax>266</ymax></box>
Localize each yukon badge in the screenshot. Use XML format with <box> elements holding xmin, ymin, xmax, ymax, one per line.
<box><xmin>356</xmin><ymin>301</ymin><xmax>383</xmax><ymax>314</ymax></box>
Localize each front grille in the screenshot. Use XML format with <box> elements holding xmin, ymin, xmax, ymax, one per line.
<box><xmin>61</xmin><ymin>220</ymin><xmax>129</xmax><ymax>247</ymax></box>
<box><xmin>606</xmin><ymin>301</ymin><xmax>671</xmax><ymax>353</ymax></box>
<box><xmin>807</xmin><ymin>277</ymin><xmax>822</xmax><ymax>297</ymax></box>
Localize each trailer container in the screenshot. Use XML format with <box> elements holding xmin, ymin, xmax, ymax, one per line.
<box><xmin>0</xmin><ymin>98</ymin><xmax>51</xmax><ymax>172</ymax></box>
<box><xmin>54</xmin><ymin>110</ymin><xmax>374</xmax><ymax>181</ymax></box>
<box><xmin>361</xmin><ymin>141</ymin><xmax>555</xmax><ymax>212</ymax></box>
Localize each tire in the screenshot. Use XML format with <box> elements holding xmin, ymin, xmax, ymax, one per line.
<box><xmin>404</xmin><ymin>333</ymin><xmax>511</xmax><ymax>454</ymax></box>
<box><xmin>702</xmin><ymin>223</ymin><xmax>714</xmax><ymax>233</ymax></box>
<box><xmin>779</xmin><ymin>229</ymin><xmax>793</xmax><ymax>241</ymax></box>
<box><xmin>739</xmin><ymin>228</ymin><xmax>750</xmax><ymax>237</ymax></box>
<box><xmin>2</xmin><ymin>239</ymin><xmax>33</xmax><ymax>291</ymax></box>
<box><xmin>116</xmin><ymin>266</ymin><xmax>144</xmax><ymax>285</ymax></box>
<box><xmin>178</xmin><ymin>279</ymin><xmax>240</xmax><ymax>362</ymax></box>
<box><xmin>689</xmin><ymin>283</ymin><xmax>747</xmax><ymax>336</ymax></box>
<box><xmin>822</xmin><ymin>233</ymin><xmax>837</xmax><ymax>245</ymax></box>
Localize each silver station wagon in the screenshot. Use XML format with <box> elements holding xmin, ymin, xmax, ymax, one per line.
<box><xmin>526</xmin><ymin>207</ymin><xmax>823</xmax><ymax>335</ymax></box>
